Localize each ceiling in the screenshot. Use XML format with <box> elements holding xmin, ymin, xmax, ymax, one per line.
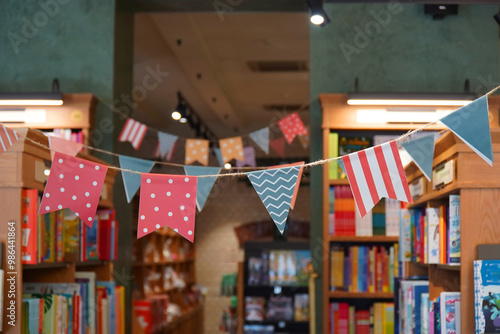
<box><xmin>133</xmin><ymin>12</ymin><xmax>310</xmax><ymax>143</ymax></box>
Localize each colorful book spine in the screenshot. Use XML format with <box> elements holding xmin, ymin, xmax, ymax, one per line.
<box><xmin>439</xmin><ymin>205</ymin><xmax>447</xmax><ymax>264</ymax></box>
<box><xmin>427</xmin><ymin>207</ymin><xmax>440</xmax><ymax>264</ymax></box>
<box><xmin>448</xmin><ymin>195</ymin><xmax>460</xmax><ymax>264</ymax></box>
<box><xmin>329</xmin><ymin>132</ymin><xmax>339</xmax><ymax>180</ymax></box>
<box><xmin>440</xmin><ymin>292</ymin><xmax>460</xmax><ymax>334</ymax></box>
<box><xmin>21</xmin><ymin>189</ymin><xmax>38</xmax><ymax>264</ymax></box>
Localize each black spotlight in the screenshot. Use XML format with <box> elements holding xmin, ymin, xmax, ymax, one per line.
<box><xmin>307</xmin><ymin>0</ymin><xmax>330</xmax><ymax>26</ymax></box>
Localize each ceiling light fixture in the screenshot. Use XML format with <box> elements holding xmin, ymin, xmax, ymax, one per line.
<box><xmin>347</xmin><ymin>92</ymin><xmax>475</xmax><ymax>107</ymax></box>
<box><xmin>172</xmin><ymin>91</ymin><xmax>218</xmax><ymax>144</ymax></box>
<box><xmin>0</xmin><ymin>78</ymin><xmax>63</xmax><ymax>106</ymax></box>
<box><xmin>307</xmin><ymin>0</ymin><xmax>330</xmax><ymax>26</ymax></box>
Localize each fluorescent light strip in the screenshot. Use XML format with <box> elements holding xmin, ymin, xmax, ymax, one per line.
<box><xmin>356</xmin><ymin>109</ymin><xmax>453</xmax><ymax>124</ymax></box>
<box><xmin>347</xmin><ymin>99</ymin><xmax>472</xmax><ymax>107</ymax></box>
<box><xmin>0</xmin><ymin>99</ymin><xmax>63</xmax><ymax>106</ymax></box>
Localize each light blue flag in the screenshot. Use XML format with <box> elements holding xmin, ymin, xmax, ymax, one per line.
<box><xmin>338</xmin><ymin>159</ymin><xmax>346</xmax><ymax>176</ymax></box>
<box><xmin>183</xmin><ymin>166</ymin><xmax>221</xmax><ymax>211</ymax></box>
<box><xmin>118</xmin><ymin>155</ymin><xmax>155</xmax><ymax>203</ymax></box>
<box><xmin>246</xmin><ymin>166</ymin><xmax>301</xmax><ymax>234</ymax></box>
<box><xmin>157</xmin><ymin>132</ymin><xmax>178</xmax><ymax>161</ymax></box>
<box><xmin>401</xmin><ymin>134</ymin><xmax>436</xmax><ymax>181</ymax></box>
<box><xmin>214</xmin><ymin>148</ymin><xmax>224</xmax><ymax>166</ymax></box>
<box><xmin>440</xmin><ymin>95</ymin><xmax>493</xmax><ymax>165</ymax></box>
<box><xmin>249</xmin><ymin>127</ymin><xmax>270</xmax><ymax>154</ymax></box>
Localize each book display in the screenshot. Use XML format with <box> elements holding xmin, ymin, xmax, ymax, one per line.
<box><xmin>131</xmin><ymin>225</ymin><xmax>203</xmax><ymax>334</ymax></box>
<box><xmin>399</xmin><ymin>121</ymin><xmax>500</xmax><ymax>333</ymax></box>
<box><xmin>320</xmin><ymin>93</ymin><xmax>449</xmax><ymax>333</ymax></box>
<box><xmin>0</xmin><ymin>126</ymin><xmax>121</xmax><ymax>334</ymax></box>
<box><xmin>242</xmin><ymin>242</ymin><xmax>311</xmax><ymax>333</ymax></box>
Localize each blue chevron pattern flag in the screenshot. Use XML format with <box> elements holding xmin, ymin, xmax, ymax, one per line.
<box><xmin>184</xmin><ymin>165</ymin><xmax>221</xmax><ymax>211</ymax></box>
<box><xmin>440</xmin><ymin>95</ymin><xmax>493</xmax><ymax>166</ymax></box>
<box><xmin>118</xmin><ymin>155</ymin><xmax>156</xmax><ymax>203</ymax></box>
<box><xmin>247</xmin><ymin>165</ymin><xmax>301</xmax><ymax>234</ymax></box>
<box><xmin>249</xmin><ymin>127</ymin><xmax>270</xmax><ymax>154</ymax></box>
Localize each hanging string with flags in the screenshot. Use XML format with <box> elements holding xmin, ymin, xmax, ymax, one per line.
<box><xmin>1</xmin><ymin>86</ymin><xmax>498</xmax><ymax>243</ymax></box>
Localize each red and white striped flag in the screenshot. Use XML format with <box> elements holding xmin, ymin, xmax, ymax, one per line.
<box><xmin>342</xmin><ymin>140</ymin><xmax>412</xmax><ymax>217</ymax></box>
<box><xmin>118</xmin><ymin>119</ymin><xmax>148</xmax><ymax>150</ymax></box>
<box><xmin>0</xmin><ymin>124</ymin><xmax>19</xmax><ymax>155</ymax></box>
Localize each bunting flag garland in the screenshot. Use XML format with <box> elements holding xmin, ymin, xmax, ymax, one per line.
<box><xmin>439</xmin><ymin>95</ymin><xmax>493</xmax><ymax>166</ymax></box>
<box><xmin>48</xmin><ymin>136</ymin><xmax>83</xmax><ymax>160</ymax></box>
<box><xmin>249</xmin><ymin>127</ymin><xmax>270</xmax><ymax>154</ymax></box>
<box><xmin>236</xmin><ymin>146</ymin><xmax>257</xmax><ymax>167</ymax></box>
<box><xmin>39</xmin><ymin>152</ymin><xmax>108</xmax><ymax>227</ymax></box>
<box><xmin>270</xmin><ymin>137</ymin><xmax>286</xmax><ymax>158</ymax></box>
<box><xmin>277</xmin><ymin>112</ymin><xmax>308</xmax><ymax>144</ymax></box>
<box><xmin>118</xmin><ymin>155</ymin><xmax>156</xmax><ymax>203</ymax></box>
<box><xmin>342</xmin><ymin>141</ymin><xmax>412</xmax><ymax>217</ymax></box>
<box><xmin>268</xmin><ymin>162</ymin><xmax>304</xmax><ymax>209</ymax></box>
<box><xmin>157</xmin><ymin>132</ymin><xmax>178</xmax><ymax>161</ymax></box>
<box><xmin>298</xmin><ymin>130</ymin><xmax>310</xmax><ymax>150</ymax></box>
<box><xmin>214</xmin><ymin>148</ymin><xmax>224</xmax><ymax>167</ymax></box>
<box><xmin>137</xmin><ymin>173</ymin><xmax>197</xmax><ymax>242</ymax></box>
<box><xmin>185</xmin><ymin>139</ymin><xmax>209</xmax><ymax>166</ymax></box>
<box><xmin>219</xmin><ymin>136</ymin><xmax>244</xmax><ymax>163</ymax></box>
<box><xmin>119</xmin><ymin>119</ymin><xmax>148</xmax><ymax>150</ymax></box>
<box><xmin>247</xmin><ymin>165</ymin><xmax>301</xmax><ymax>234</ymax></box>
<box><xmin>401</xmin><ymin>134</ymin><xmax>436</xmax><ymax>181</ymax></box>
<box><xmin>0</xmin><ymin>124</ymin><xmax>19</xmax><ymax>156</ymax></box>
<box><xmin>183</xmin><ymin>166</ymin><xmax>221</xmax><ymax>211</ymax></box>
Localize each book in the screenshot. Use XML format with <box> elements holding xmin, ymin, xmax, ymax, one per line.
<box><xmin>97</xmin><ymin>281</ymin><xmax>116</xmax><ymax>334</ymax></box>
<box><xmin>248</xmin><ymin>257</ymin><xmax>263</xmax><ymax>286</ymax></box>
<box><xmin>427</xmin><ymin>207</ymin><xmax>440</xmax><ymax>264</ymax></box>
<box><xmin>22</xmin><ymin>297</ymin><xmax>42</xmax><ymax>334</ymax></box>
<box><xmin>338</xmin><ymin>135</ymin><xmax>372</xmax><ymax>179</ymax></box>
<box><xmin>440</xmin><ymin>292</ymin><xmax>460</xmax><ymax>334</ymax></box>
<box><xmin>400</xmin><ymin>208</ymin><xmax>412</xmax><ymax>263</ymax></box>
<box><xmin>21</xmin><ymin>189</ymin><xmax>38</xmax><ymax>264</ymax></box>
<box><xmin>97</xmin><ymin>209</ymin><xmax>117</xmax><ymax>261</ymax></box>
<box><xmin>266</xmin><ymin>296</ymin><xmax>293</xmax><ymax>321</ymax></box>
<box><xmin>421</xmin><ymin>293</ymin><xmax>429</xmax><ymax>334</ymax></box>
<box><xmin>85</xmin><ymin>216</ymin><xmax>100</xmax><ymax>261</ymax></box>
<box><xmin>455</xmin><ymin>300</ymin><xmax>461</xmax><ymax>334</ymax></box>
<box><xmin>293</xmin><ymin>293</ymin><xmax>309</xmax><ymax>322</ymax></box>
<box><xmin>414</xmin><ymin>284</ymin><xmax>429</xmax><ymax>334</ymax></box>
<box><xmin>24</xmin><ymin>293</ymin><xmax>57</xmax><ymax>334</ymax></box>
<box><xmin>328</xmin><ymin>132</ymin><xmax>339</xmax><ymax>179</ymax></box>
<box><xmin>39</xmin><ymin>212</ymin><xmax>56</xmax><ymax>263</ymax></box>
<box><xmin>75</xmin><ymin>271</ymin><xmax>97</xmax><ymax>334</ymax></box>
<box><xmin>474</xmin><ymin>260</ymin><xmax>500</xmax><ymax>334</ymax></box>
<box><xmin>63</xmin><ymin>209</ymin><xmax>80</xmax><ymax>262</ymax></box>
<box><xmin>448</xmin><ymin>195</ymin><xmax>460</xmax><ymax>264</ymax></box>
<box><xmin>55</xmin><ymin>210</ymin><xmax>64</xmax><ymax>262</ymax></box>
<box><xmin>245</xmin><ymin>297</ymin><xmax>265</xmax><ymax>321</ymax></box>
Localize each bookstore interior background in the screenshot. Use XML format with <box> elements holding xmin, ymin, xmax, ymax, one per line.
<box><xmin>1</xmin><ymin>1</ymin><xmax>500</xmax><ymax>334</ymax></box>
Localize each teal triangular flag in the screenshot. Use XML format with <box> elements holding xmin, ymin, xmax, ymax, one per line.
<box><xmin>214</xmin><ymin>148</ymin><xmax>224</xmax><ymax>166</ymax></box>
<box><xmin>440</xmin><ymin>95</ymin><xmax>493</xmax><ymax>166</ymax></box>
<box><xmin>249</xmin><ymin>127</ymin><xmax>270</xmax><ymax>154</ymax></box>
<box><xmin>401</xmin><ymin>134</ymin><xmax>436</xmax><ymax>181</ymax></box>
<box><xmin>338</xmin><ymin>159</ymin><xmax>346</xmax><ymax>176</ymax></box>
<box><xmin>183</xmin><ymin>166</ymin><xmax>221</xmax><ymax>211</ymax></box>
<box><xmin>246</xmin><ymin>166</ymin><xmax>301</xmax><ymax>234</ymax></box>
<box><xmin>118</xmin><ymin>155</ymin><xmax>155</xmax><ymax>203</ymax></box>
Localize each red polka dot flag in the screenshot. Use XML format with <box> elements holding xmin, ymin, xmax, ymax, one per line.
<box><xmin>137</xmin><ymin>173</ymin><xmax>198</xmax><ymax>242</ymax></box>
<box><xmin>277</xmin><ymin>112</ymin><xmax>308</xmax><ymax>144</ymax></box>
<box><xmin>39</xmin><ymin>152</ymin><xmax>108</xmax><ymax>227</ymax></box>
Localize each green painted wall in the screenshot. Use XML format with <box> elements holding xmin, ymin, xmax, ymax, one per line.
<box><xmin>310</xmin><ymin>4</ymin><xmax>499</xmax><ymax>332</ymax></box>
<box><xmin>1</xmin><ymin>1</ymin><xmax>135</xmax><ymax>331</ymax></box>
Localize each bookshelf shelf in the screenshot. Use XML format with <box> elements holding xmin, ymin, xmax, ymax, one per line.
<box><xmin>328</xmin><ymin>236</ymin><xmax>399</xmax><ymax>243</ymax></box>
<box><xmin>328</xmin><ymin>179</ymin><xmax>350</xmax><ymax>186</ymax></box>
<box><xmin>328</xmin><ymin>291</ymin><xmax>394</xmax><ymax>299</ymax></box>
<box><xmin>23</xmin><ymin>262</ymin><xmax>70</xmax><ymax>270</ymax></box>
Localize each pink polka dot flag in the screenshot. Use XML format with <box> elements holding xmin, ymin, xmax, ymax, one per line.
<box><xmin>277</xmin><ymin>112</ymin><xmax>308</xmax><ymax>144</ymax></box>
<box><xmin>137</xmin><ymin>173</ymin><xmax>198</xmax><ymax>242</ymax></box>
<box><xmin>39</xmin><ymin>152</ymin><xmax>108</xmax><ymax>227</ymax></box>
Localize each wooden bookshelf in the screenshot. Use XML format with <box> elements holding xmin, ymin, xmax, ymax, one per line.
<box><xmin>0</xmin><ymin>125</ymin><xmax>117</xmax><ymax>333</ymax></box>
<box><xmin>320</xmin><ymin>93</ymin><xmax>500</xmax><ymax>332</ymax></box>
<box><xmin>328</xmin><ymin>291</ymin><xmax>394</xmax><ymax>299</ymax></box>
<box><xmin>131</xmin><ymin>224</ymin><xmax>203</xmax><ymax>334</ymax></box>
<box><xmin>402</xmin><ymin>127</ymin><xmax>500</xmax><ymax>334</ymax></box>
<box><xmin>329</xmin><ymin>236</ymin><xmax>399</xmax><ymax>243</ymax></box>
